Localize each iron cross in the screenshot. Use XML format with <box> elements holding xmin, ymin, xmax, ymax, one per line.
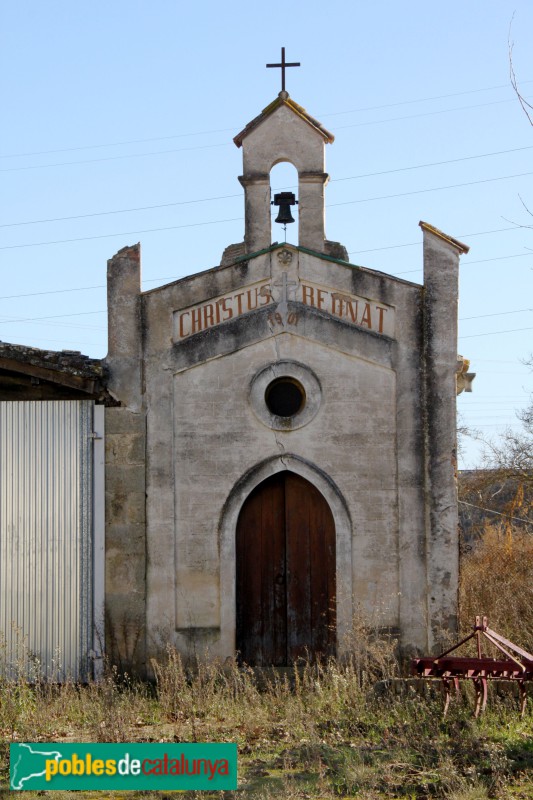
<box><xmin>266</xmin><ymin>47</ymin><xmax>300</xmax><ymax>93</ymax></box>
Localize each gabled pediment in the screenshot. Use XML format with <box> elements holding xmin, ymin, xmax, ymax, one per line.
<box><xmin>148</xmin><ymin>243</ymin><xmax>420</xmax><ymax>373</ymax></box>
<box><xmin>234</xmin><ymin>95</ymin><xmax>334</xmax><ymax>147</ymax></box>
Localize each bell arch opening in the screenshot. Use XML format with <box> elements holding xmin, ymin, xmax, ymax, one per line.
<box><xmin>270</xmin><ymin>162</ymin><xmax>299</xmax><ymax>245</ymax></box>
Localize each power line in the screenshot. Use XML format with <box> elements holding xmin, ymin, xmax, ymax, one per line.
<box><xmin>0</xmin><ymin>284</ymin><xmax>105</xmax><ymax>300</ymax></box>
<box><xmin>322</xmin><ymin>80</ymin><xmax>533</xmax><ymax>118</ymax></box>
<box><xmin>459</xmin><ymin>500</ymin><xmax>532</xmax><ymax>529</ymax></box>
<box><xmin>4</xmin><ymin>145</ymin><xmax>531</xmax><ymax>230</ymax></box>
<box><xmin>460</xmin><ymin>327</ymin><xmax>533</xmax><ymax>339</ymax></box>
<box><xmin>463</xmin><ymin>400</ymin><xmax>530</xmax><ymax>404</ymax></box>
<box><xmin>0</xmin><ymin>217</ymin><xmax>243</xmax><ymax>250</ymax></box>
<box><xmin>349</xmin><ymin>226</ymin><xmax>522</xmax><ymax>256</ymax></box>
<box><xmin>395</xmin><ymin>252</ymin><xmax>532</xmax><ymax>276</ymax></box>
<box><xmin>2</xmin><ymin>98</ymin><xmax>531</xmax><ymax>175</ymax></box>
<box><xmin>6</xmin><ymin>306</ymin><xmax>531</xmax><ymax>327</ymax></box>
<box><xmin>468</xmin><ymin>423</ymin><xmax>528</xmax><ymax>429</ymax></box>
<box><xmin>0</xmin><ymin>273</ymin><xmax>193</xmax><ymax>301</ymax></box>
<box><xmin>460</xmin><ymin>308</ymin><xmax>532</xmax><ymax>321</ymax></box>
<box><xmin>0</xmin><ymin>142</ymin><xmax>231</xmax><ymax>173</ymax></box>
<box><xmin>1</xmin><ymin>293</ymin><xmax>531</xmax><ymax>337</ymax></box>
<box><xmin>3</xmin><ymin>79</ymin><xmax>530</xmax><ymax>161</ymax></box>
<box><xmin>334</xmin><ymin>97</ymin><xmax>527</xmax><ymax>131</ymax></box>
<box><xmin>3</xmin><ymin>170</ymin><xmax>533</xmax><ymax>252</ymax></box>
<box><xmin>0</xmin><ymin>319</ymin><xmax>104</xmax><ymax>331</ymax></box>
<box><xmin>464</xmin><ymin>252</ymin><xmax>533</xmax><ymax>266</ymax></box>
<box><xmin>329</xmin><ymin>171</ymin><xmax>533</xmax><ymax>209</ymax></box>
<box><xmin>0</xmin><ymin>273</ymin><xmax>188</xmax><ymax>301</ymax></box>
<box><xmin>331</xmin><ymin>145</ymin><xmax>533</xmax><ymax>185</ymax></box>
<box><xmin>0</xmin><ymin>310</ymin><xmax>106</xmax><ymax>325</ymax></box>
<box><xmin>0</xmin><ymin>128</ymin><xmax>236</xmax><ymax>160</ymax></box>
<box><xmin>0</xmin><ymin>193</ymin><xmax>242</xmax><ymax>229</ymax></box>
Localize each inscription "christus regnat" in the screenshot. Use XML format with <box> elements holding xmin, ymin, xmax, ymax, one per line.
<box><xmin>174</xmin><ymin>280</ymin><xmax>395</xmax><ymax>340</ymax></box>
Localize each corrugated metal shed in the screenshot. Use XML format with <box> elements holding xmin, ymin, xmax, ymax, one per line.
<box><xmin>0</xmin><ymin>400</ymin><xmax>101</xmax><ymax>680</ymax></box>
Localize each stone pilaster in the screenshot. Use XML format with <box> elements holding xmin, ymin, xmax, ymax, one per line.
<box><xmin>298</xmin><ymin>172</ymin><xmax>328</xmax><ymax>253</ymax></box>
<box><xmin>104</xmin><ymin>407</ymin><xmax>146</xmax><ymax>675</ymax></box>
<box><xmin>421</xmin><ymin>221</ymin><xmax>469</xmax><ymax>650</ymax></box>
<box><xmin>239</xmin><ymin>175</ymin><xmax>271</xmax><ymax>253</ymax></box>
<box><xmin>104</xmin><ymin>243</ymin><xmax>147</xmax><ymax>674</ymax></box>
<box><xmin>105</xmin><ymin>243</ymin><xmax>142</xmax><ymax>411</ymax></box>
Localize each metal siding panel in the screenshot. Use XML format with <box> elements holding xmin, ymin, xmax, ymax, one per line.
<box><xmin>0</xmin><ymin>401</ymin><xmax>94</xmax><ymax>680</ymax></box>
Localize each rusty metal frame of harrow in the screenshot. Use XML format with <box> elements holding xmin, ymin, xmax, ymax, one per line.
<box><xmin>411</xmin><ymin>616</ymin><xmax>533</xmax><ymax>717</ymax></box>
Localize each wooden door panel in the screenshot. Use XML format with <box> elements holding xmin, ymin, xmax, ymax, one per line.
<box><xmin>236</xmin><ymin>487</ymin><xmax>263</xmax><ymax>664</ymax></box>
<box><xmin>236</xmin><ymin>471</ymin><xmax>336</xmax><ymax>665</ymax></box>
<box><xmin>286</xmin><ymin>473</ymin><xmax>312</xmax><ymax>660</ymax></box>
<box><xmin>259</xmin><ymin>474</ymin><xmax>286</xmax><ymax>665</ymax></box>
<box><xmin>285</xmin><ymin>473</ymin><xmax>335</xmax><ymax>660</ymax></box>
<box><xmin>236</xmin><ymin>473</ymin><xmax>286</xmax><ymax>665</ymax></box>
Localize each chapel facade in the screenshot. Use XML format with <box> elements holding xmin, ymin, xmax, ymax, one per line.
<box><xmin>103</xmin><ymin>84</ymin><xmax>471</xmax><ymax>673</ymax></box>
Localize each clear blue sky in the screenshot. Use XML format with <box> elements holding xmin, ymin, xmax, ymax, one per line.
<box><xmin>1</xmin><ymin>0</ymin><xmax>532</xmax><ymax>467</ymax></box>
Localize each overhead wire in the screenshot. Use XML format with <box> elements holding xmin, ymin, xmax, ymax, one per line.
<box><xmin>0</xmin><ymin>84</ymin><xmax>531</xmax><ymax>356</ymax></box>
<box><xmin>395</xmin><ymin>252</ymin><xmax>533</xmax><ymax>276</ymax></box>
<box><xmin>349</xmin><ymin>226</ymin><xmax>522</xmax><ymax>256</ymax></box>
<box><xmin>1</xmin><ymin>298</ymin><xmax>531</xmax><ymax>336</ymax></box>
<box><xmin>331</xmin><ymin>144</ymin><xmax>533</xmax><ymax>184</ymax></box>
<box><xmin>1</xmin><ymin>95</ymin><xmax>531</xmax><ymax>174</ymax></box>
<box><xmin>3</xmin><ymin>169</ymin><xmax>533</xmax><ymax>251</ymax></box>
<box><xmin>0</xmin><ymin>248</ymin><xmax>530</xmax><ymax>297</ymax></box>
<box><xmin>460</xmin><ymin>327</ymin><xmax>533</xmax><ymax>338</ymax></box>
<box><xmin>2</xmin><ymin>144</ymin><xmax>532</xmax><ymax>230</ymax></box>
<box><xmin>329</xmin><ymin>171</ymin><xmax>533</xmax><ymax>209</ymax></box>
<box><xmin>320</xmin><ymin>80</ymin><xmax>533</xmax><ymax>117</ymax></box>
<box><xmin>458</xmin><ymin>500</ymin><xmax>532</xmax><ymax>529</ymax></box>
<box><xmin>0</xmin><ymin>194</ymin><xmax>243</xmax><ymax>228</ymax></box>
<box><xmin>333</xmin><ymin>97</ymin><xmax>526</xmax><ymax>130</ymax></box>
<box><xmin>0</xmin><ymin>310</ymin><xmax>106</xmax><ymax>325</ymax></box>
<box><xmin>0</xmin><ymin>142</ymin><xmax>231</xmax><ymax>173</ymax></box>
<box><xmin>460</xmin><ymin>308</ymin><xmax>532</xmax><ymax>321</ymax></box>
<box><xmin>0</xmin><ymin>217</ymin><xmax>243</xmax><ymax>250</ymax></box>
<box><xmin>2</xmin><ymin>78</ymin><xmax>531</xmax><ymax>160</ymax></box>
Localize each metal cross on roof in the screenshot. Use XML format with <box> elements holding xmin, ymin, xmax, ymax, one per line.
<box><xmin>266</xmin><ymin>47</ymin><xmax>300</xmax><ymax>93</ymax></box>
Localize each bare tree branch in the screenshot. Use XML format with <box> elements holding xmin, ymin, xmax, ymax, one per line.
<box><xmin>509</xmin><ymin>16</ymin><xmax>533</xmax><ymax>126</ymax></box>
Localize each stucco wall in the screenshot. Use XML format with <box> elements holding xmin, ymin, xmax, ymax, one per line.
<box><xmin>104</xmin><ymin>230</ymin><xmax>462</xmax><ymax>671</ymax></box>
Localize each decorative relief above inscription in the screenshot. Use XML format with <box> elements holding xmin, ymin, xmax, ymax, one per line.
<box><xmin>276</xmin><ymin>248</ymin><xmax>294</xmax><ymax>266</ymax></box>
<box><xmin>174</xmin><ymin>278</ymin><xmax>395</xmax><ymax>340</ymax></box>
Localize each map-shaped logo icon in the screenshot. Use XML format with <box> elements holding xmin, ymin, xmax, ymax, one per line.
<box><xmin>11</xmin><ymin>743</ymin><xmax>63</xmax><ymax>790</ymax></box>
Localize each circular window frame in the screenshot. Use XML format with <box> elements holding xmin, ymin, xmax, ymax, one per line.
<box><xmin>249</xmin><ymin>360</ymin><xmax>322</xmax><ymax>430</ymax></box>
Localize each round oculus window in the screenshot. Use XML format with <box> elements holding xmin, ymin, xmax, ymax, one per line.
<box><xmin>249</xmin><ymin>360</ymin><xmax>321</xmax><ymax>431</ymax></box>
<box><xmin>265</xmin><ymin>377</ymin><xmax>305</xmax><ymax>418</ymax></box>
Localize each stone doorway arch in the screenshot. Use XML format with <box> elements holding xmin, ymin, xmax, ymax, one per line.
<box><xmin>218</xmin><ymin>455</ymin><xmax>353</xmax><ymax>661</ymax></box>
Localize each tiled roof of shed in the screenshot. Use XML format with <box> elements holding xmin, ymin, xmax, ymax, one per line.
<box><xmin>0</xmin><ymin>341</ymin><xmax>109</xmax><ymax>399</ymax></box>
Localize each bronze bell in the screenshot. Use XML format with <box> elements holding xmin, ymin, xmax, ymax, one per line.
<box><xmin>272</xmin><ymin>191</ymin><xmax>297</xmax><ymax>225</ymax></box>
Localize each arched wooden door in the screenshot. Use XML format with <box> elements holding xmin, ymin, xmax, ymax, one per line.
<box><xmin>236</xmin><ymin>472</ymin><xmax>336</xmax><ymax>666</ymax></box>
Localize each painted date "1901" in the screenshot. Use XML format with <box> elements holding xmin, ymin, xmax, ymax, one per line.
<box><xmin>267</xmin><ymin>312</ymin><xmax>300</xmax><ymax>326</ymax></box>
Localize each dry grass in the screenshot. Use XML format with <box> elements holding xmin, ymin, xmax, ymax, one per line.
<box><xmin>1</xmin><ymin>643</ymin><xmax>532</xmax><ymax>799</ymax></box>
<box><xmin>460</xmin><ymin>524</ymin><xmax>533</xmax><ymax>650</ymax></box>
<box><xmin>1</xmin><ymin>528</ymin><xmax>532</xmax><ymax>798</ymax></box>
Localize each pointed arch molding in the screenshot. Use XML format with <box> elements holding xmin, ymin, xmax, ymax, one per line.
<box><xmin>218</xmin><ymin>454</ymin><xmax>353</xmax><ymax>657</ymax></box>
